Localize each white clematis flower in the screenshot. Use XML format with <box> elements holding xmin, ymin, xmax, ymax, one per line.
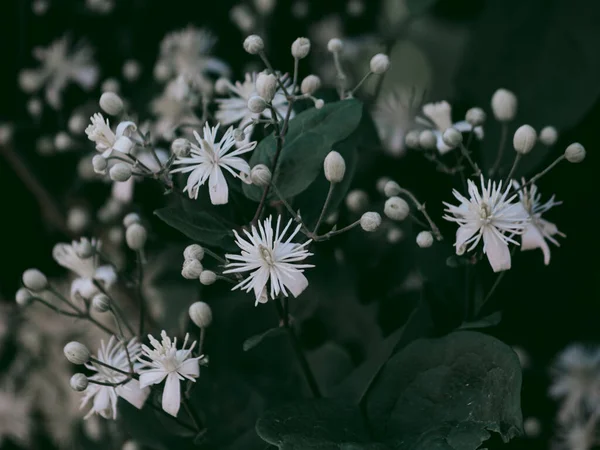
<box><xmin>52</xmin><ymin>238</ymin><xmax>117</xmax><ymax>300</ymax></box>
<box><xmin>81</xmin><ymin>337</ymin><xmax>150</xmax><ymax>419</ymax></box>
<box><xmin>85</xmin><ymin>113</ymin><xmax>138</xmax><ymax>158</ymax></box>
<box><xmin>224</xmin><ymin>216</ymin><xmax>314</xmax><ymax>305</ymax></box>
<box><xmin>514</xmin><ymin>181</ymin><xmax>565</xmax><ymax>265</ymax></box>
<box><xmin>170</xmin><ymin>122</ymin><xmax>257</xmax><ymax>205</ymax></box>
<box><xmin>138</xmin><ymin>331</ymin><xmax>201</xmax><ymax>417</ymax></box>
<box><xmin>443</xmin><ymin>176</ymin><xmax>529</xmax><ymax>272</ymax></box>
<box><xmin>420</xmin><ymin>101</ymin><xmax>483</xmax><ymax>154</ymax></box>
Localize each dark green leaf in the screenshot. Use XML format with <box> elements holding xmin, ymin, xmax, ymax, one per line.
<box><xmin>459</xmin><ymin>312</ymin><xmax>503</xmax><ymax>330</ymax></box>
<box><xmin>406</xmin><ymin>0</ymin><xmax>438</xmax><ymax>16</ymax></box>
<box><xmin>243</xmin><ymin>327</ymin><xmax>287</xmax><ymax>351</ymax></box>
<box><xmin>243</xmin><ymin>99</ymin><xmax>363</xmax><ymax>202</ymax></box>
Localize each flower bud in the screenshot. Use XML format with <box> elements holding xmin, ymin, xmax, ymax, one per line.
<box><xmin>250</xmin><ymin>164</ymin><xmax>272</xmax><ymax>186</ymax></box>
<box><xmin>539</xmin><ymin>126</ymin><xmax>558</xmax><ymax>146</ymax></box>
<box><xmin>22</xmin><ymin>268</ymin><xmax>48</xmax><ymax>292</ymax></box>
<box><xmin>291</xmin><ymin>37</ymin><xmax>311</xmax><ymax>59</ymax></box>
<box><xmin>465</xmin><ymin>107</ymin><xmax>486</xmax><ymax>127</ymax></box>
<box><xmin>67</xmin><ymin>207</ymin><xmax>90</xmax><ymax>233</ymax></box>
<box><xmin>215</xmin><ymin>77</ymin><xmax>230</xmax><ymax>95</ymax></box>
<box><xmin>122</xmin><ymin>60</ymin><xmax>141</xmax><ymax>82</ymax></box>
<box><xmin>256</xmin><ymin>73</ymin><xmax>278</xmax><ymax>103</ymax></box>
<box><xmin>122</xmin><ymin>441</ymin><xmax>140</xmax><ymax>450</ymax></box>
<box><xmin>383</xmin><ymin>180</ymin><xmax>401</xmax><ymax>197</ymax></box>
<box><xmin>324</xmin><ymin>151</ymin><xmax>346</xmax><ymax>183</ymax></box>
<box><xmin>64</xmin><ymin>341</ymin><xmax>91</xmax><ymax>365</ymax></box>
<box><xmin>125</xmin><ymin>223</ymin><xmax>147</xmax><ymax>250</ymax></box>
<box><xmin>442</xmin><ymin>128</ymin><xmax>463</xmax><ymax>149</ymax></box>
<box><xmin>360</xmin><ymin>212</ymin><xmax>382</xmax><ymax>232</ymax></box>
<box><xmin>171</xmin><ymin>138</ymin><xmax>191</xmax><ymax>157</ymax></box>
<box><xmin>384</xmin><ymin>196</ymin><xmax>410</xmax><ymax>221</ymax></box>
<box><xmin>99</xmin><ymin>92</ymin><xmax>124</xmax><ymax>116</ymax></box>
<box><xmin>101</xmin><ymin>78</ymin><xmax>120</xmax><ymax>93</ymax></box>
<box><xmin>243</xmin><ymin>35</ymin><xmax>264</xmax><ymax>54</ymax></box>
<box><xmin>565</xmin><ymin>143</ymin><xmax>586</xmax><ymax>163</ymax></box>
<box><xmin>200</xmin><ymin>270</ymin><xmax>217</xmax><ymax>285</ymax></box>
<box><xmin>92</xmin><ymin>293</ymin><xmax>110</xmax><ymax>313</ymax></box>
<box><xmin>154</xmin><ymin>62</ymin><xmax>170</xmax><ymax>82</ymax></box>
<box><xmin>404</xmin><ymin>130</ymin><xmax>420</xmax><ymax>149</ymax></box>
<box><xmin>300</xmin><ymin>75</ymin><xmax>321</xmax><ymax>95</ymax></box>
<box><xmin>74</xmin><ymin>239</ymin><xmax>94</xmax><ymax>259</ymax></box>
<box><xmin>387</xmin><ymin>227</ymin><xmax>404</xmax><ymax>244</ymax></box>
<box><xmin>345</xmin><ymin>189</ymin><xmax>369</xmax><ymax>214</ymax></box>
<box><xmin>513</xmin><ymin>124</ymin><xmax>537</xmax><ymax>154</ymax></box>
<box><xmin>183</xmin><ymin>244</ymin><xmax>204</xmax><ymax>261</ymax></box>
<box><xmin>370</xmin><ymin>54</ymin><xmax>390</xmax><ymax>75</ymax></box>
<box><xmin>54</xmin><ymin>132</ymin><xmax>72</xmax><ymax>151</ymax></box>
<box><xmin>419</xmin><ymin>130</ymin><xmax>437</xmax><ymax>150</ymax></box>
<box><xmin>92</xmin><ymin>155</ymin><xmax>108</xmax><ymax>174</ymax></box>
<box><xmin>327</xmin><ymin>38</ymin><xmax>343</xmax><ymax>53</ymax></box>
<box><xmin>254</xmin><ymin>0</ymin><xmax>275</xmax><ymax>14</ymax></box>
<box><xmin>491</xmin><ymin>88</ymin><xmax>517</xmax><ymax>122</ymax></box>
<box><xmin>16</xmin><ymin>288</ymin><xmax>33</xmax><ymax>307</ymax></box>
<box><xmin>376</xmin><ymin>177</ymin><xmax>391</xmax><ymax>195</ymax></box>
<box><xmin>314</xmin><ymin>99</ymin><xmax>324</xmax><ymax>109</ymax></box>
<box><xmin>19</xmin><ymin>69</ymin><xmax>42</xmax><ymax>93</ymax></box>
<box><xmin>109</xmin><ymin>163</ymin><xmax>132</xmax><ymax>182</ymax></box>
<box><xmin>68</xmin><ymin>113</ymin><xmax>87</xmax><ymax>135</ymax></box>
<box><xmin>248</xmin><ymin>95</ymin><xmax>267</xmax><ymax>113</ymax></box>
<box><xmin>182</xmin><ymin>259</ymin><xmax>203</xmax><ymax>279</ymax></box>
<box><xmin>70</xmin><ymin>373</ymin><xmax>89</xmax><ymax>392</ymax></box>
<box><xmin>416</xmin><ymin>231</ymin><xmax>434</xmax><ymax>248</ymax></box>
<box><xmin>189</xmin><ymin>301</ymin><xmax>213</xmax><ymax>328</ymax></box>
<box><xmin>123</xmin><ymin>212</ymin><xmax>141</xmax><ymax>228</ymax></box>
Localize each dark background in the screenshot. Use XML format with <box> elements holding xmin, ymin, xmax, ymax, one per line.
<box><xmin>0</xmin><ymin>0</ymin><xmax>599</xmax><ymax>449</ymax></box>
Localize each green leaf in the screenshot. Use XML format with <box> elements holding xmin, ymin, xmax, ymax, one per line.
<box><xmin>243</xmin><ymin>99</ymin><xmax>363</xmax><ymax>202</ymax></box>
<box><xmin>366</xmin><ymin>331</ymin><xmax>523</xmax><ymax>450</ymax></box>
<box><xmin>405</xmin><ymin>0</ymin><xmax>438</xmax><ymax>16</ymax></box>
<box><xmin>459</xmin><ymin>312</ymin><xmax>503</xmax><ymax>331</ymax></box>
<box><xmin>243</xmin><ymin>327</ymin><xmax>287</xmax><ymax>351</ymax></box>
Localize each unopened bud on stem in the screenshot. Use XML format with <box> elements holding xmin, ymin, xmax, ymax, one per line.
<box><xmin>360</xmin><ymin>212</ymin><xmax>382</xmax><ymax>232</ymax></box>
<box><xmin>291</xmin><ymin>37</ymin><xmax>311</xmax><ymax>59</ymax></box>
<box><xmin>370</xmin><ymin>54</ymin><xmax>390</xmax><ymax>74</ymax></box>
<box><xmin>513</xmin><ymin>125</ymin><xmax>537</xmax><ymax>154</ymax></box>
<box><xmin>250</xmin><ymin>164</ymin><xmax>272</xmax><ymax>186</ymax></box>
<box><xmin>99</xmin><ymin>92</ymin><xmax>124</xmax><ymax>116</ymax></box>
<box><xmin>256</xmin><ymin>73</ymin><xmax>277</xmax><ymax>102</ymax></box>
<box><xmin>171</xmin><ymin>138</ymin><xmax>191</xmax><ymax>157</ymax></box>
<box><xmin>189</xmin><ymin>301</ymin><xmax>213</xmax><ymax>328</ymax></box>
<box><xmin>22</xmin><ymin>269</ymin><xmax>48</xmax><ymax>292</ymax></box>
<box><xmin>491</xmin><ymin>88</ymin><xmax>517</xmax><ymax>122</ymax></box>
<box><xmin>70</xmin><ymin>373</ymin><xmax>89</xmax><ymax>391</ymax></box>
<box><xmin>126</xmin><ymin>223</ymin><xmax>147</xmax><ymax>250</ymax></box>
<box><xmin>248</xmin><ymin>95</ymin><xmax>267</xmax><ymax>113</ymax></box>
<box><xmin>565</xmin><ymin>143</ymin><xmax>586</xmax><ymax>163</ymax></box>
<box><xmin>184</xmin><ymin>244</ymin><xmax>205</xmax><ymax>261</ymax></box>
<box><xmin>324</xmin><ymin>151</ymin><xmax>346</xmax><ymax>183</ymax></box>
<box><xmin>300</xmin><ymin>75</ymin><xmax>321</xmax><ymax>95</ymax></box>
<box><xmin>243</xmin><ymin>35</ymin><xmax>264</xmax><ymax>54</ymax></box>
<box><xmin>109</xmin><ymin>163</ymin><xmax>132</xmax><ymax>182</ymax></box>
<box><xmin>416</xmin><ymin>231</ymin><xmax>434</xmax><ymax>248</ymax></box>
<box><xmin>64</xmin><ymin>342</ymin><xmax>91</xmax><ymax>365</ymax></box>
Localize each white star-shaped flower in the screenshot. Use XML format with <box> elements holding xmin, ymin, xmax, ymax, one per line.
<box><xmin>224</xmin><ymin>216</ymin><xmax>314</xmax><ymax>305</ymax></box>
<box><xmin>170</xmin><ymin>122</ymin><xmax>257</xmax><ymax>205</ymax></box>
<box><xmin>138</xmin><ymin>331</ymin><xmax>201</xmax><ymax>417</ymax></box>
<box><xmin>81</xmin><ymin>337</ymin><xmax>150</xmax><ymax>419</ymax></box>
<box><xmin>443</xmin><ymin>176</ymin><xmax>529</xmax><ymax>272</ymax></box>
<box><xmin>85</xmin><ymin>113</ymin><xmax>138</xmax><ymax>158</ymax></box>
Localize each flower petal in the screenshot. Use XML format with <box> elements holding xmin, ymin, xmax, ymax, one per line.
<box><xmin>116</xmin><ymin>379</ymin><xmax>150</xmax><ymax>410</ymax></box>
<box><xmin>161</xmin><ymin>372</ymin><xmax>181</xmax><ymax>417</ymax></box>
<box><xmin>178</xmin><ymin>358</ymin><xmax>200</xmax><ymax>379</ymax></box>
<box><xmin>482</xmin><ymin>227</ymin><xmax>511</xmax><ymax>272</ymax></box>
<box><xmin>139</xmin><ymin>369</ymin><xmax>167</xmax><ymax>389</ymax></box>
<box><xmin>208</xmin><ymin>166</ymin><xmax>229</xmax><ymax>205</ymax></box>
<box><xmin>521</xmin><ymin>224</ymin><xmax>551</xmax><ymax>265</ymax></box>
<box><xmin>278</xmin><ymin>269</ymin><xmax>309</xmax><ymax>298</ymax></box>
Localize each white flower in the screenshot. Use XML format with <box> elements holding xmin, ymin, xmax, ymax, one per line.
<box><xmin>138</xmin><ymin>331</ymin><xmax>201</xmax><ymax>417</ymax></box>
<box><xmin>81</xmin><ymin>337</ymin><xmax>150</xmax><ymax>419</ymax></box>
<box><xmin>52</xmin><ymin>238</ymin><xmax>117</xmax><ymax>300</ymax></box>
<box><xmin>224</xmin><ymin>216</ymin><xmax>314</xmax><ymax>305</ymax></box>
<box><xmin>151</xmin><ymin>81</ymin><xmax>201</xmax><ymax>140</ymax></box>
<box><xmin>85</xmin><ymin>113</ymin><xmax>138</xmax><ymax>158</ymax></box>
<box><xmin>372</xmin><ymin>88</ymin><xmax>416</xmax><ymax>157</ymax></box>
<box><xmin>419</xmin><ymin>101</ymin><xmax>483</xmax><ymax>154</ymax></box>
<box><xmin>514</xmin><ymin>181</ymin><xmax>565</xmax><ymax>265</ymax></box>
<box><xmin>170</xmin><ymin>122</ymin><xmax>257</xmax><ymax>205</ymax></box>
<box><xmin>443</xmin><ymin>176</ymin><xmax>529</xmax><ymax>272</ymax></box>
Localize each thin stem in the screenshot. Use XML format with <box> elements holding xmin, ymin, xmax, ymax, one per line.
<box><xmin>32</xmin><ymin>298</ymin><xmax>81</xmax><ymax>317</ymax></box>
<box><xmin>508</xmin><ymin>155</ymin><xmax>566</xmax><ymax>197</ymax></box>
<box><xmin>258</xmin><ymin>51</ymin><xmax>290</xmax><ymax>97</ymax></box>
<box><xmin>48</xmin><ymin>286</ymin><xmax>80</xmax><ymax>313</ymax></box>
<box><xmin>90</xmin><ymin>357</ymin><xmax>134</xmax><ymax>377</ymax></box>
<box><xmin>396</xmin><ymin>188</ymin><xmax>443</xmax><ymax>241</ymax></box>
<box><xmin>458</xmin><ymin>142</ymin><xmax>481</xmax><ymax>177</ymax></box>
<box><xmin>181</xmin><ymin>397</ymin><xmax>204</xmax><ymax>433</ymax></box>
<box><xmin>506</xmin><ymin>153</ymin><xmax>522</xmax><ymax>182</ymax></box>
<box><xmin>349</xmin><ymin>71</ymin><xmax>373</xmax><ymax>97</ymax></box>
<box><xmin>314</xmin><ymin>220</ymin><xmax>361</xmax><ymax>242</ymax></box>
<box><xmin>490</xmin><ymin>123</ymin><xmax>508</xmax><ymax>176</ymax></box>
<box><xmin>93</xmin><ymin>281</ymin><xmax>135</xmax><ymax>336</ymax></box>
<box><xmin>198</xmin><ymin>328</ymin><xmax>206</xmax><ymax>355</ymax></box>
<box><xmin>203</xmin><ymin>248</ymin><xmax>227</xmax><ymax>265</ymax></box>
<box><xmin>313</xmin><ymin>183</ymin><xmax>335</xmax><ymax>234</ymax></box>
<box><xmin>332</xmin><ymin>51</ymin><xmax>347</xmax><ymax>99</ymax></box>
<box><xmin>110</xmin><ymin>309</ymin><xmax>135</xmax><ymax>374</ymax></box>
<box><xmin>88</xmin><ymin>378</ymin><xmax>131</xmax><ymax>387</ymax></box>
<box><xmin>136</xmin><ymin>251</ymin><xmax>146</xmax><ymax>336</ymax></box>
<box><xmin>87</xmin><ymin>316</ymin><xmax>117</xmax><ymax>336</ymax></box>
<box><xmin>271</xmin><ymin>184</ymin><xmax>312</xmax><ymax>236</ymax></box>
<box><xmin>291</xmin><ymin>57</ymin><xmax>299</xmax><ymax>92</ymax></box>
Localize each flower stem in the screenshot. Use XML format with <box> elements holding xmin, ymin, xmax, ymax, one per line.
<box><xmin>349</xmin><ymin>71</ymin><xmax>372</xmax><ymax>97</ymax></box>
<box><xmin>313</xmin><ymin>183</ymin><xmax>335</xmax><ymax>234</ymax></box>
<box><xmin>136</xmin><ymin>251</ymin><xmax>146</xmax><ymax>336</ymax></box>
<box><xmin>396</xmin><ymin>188</ymin><xmax>443</xmax><ymax>241</ymax></box>
<box><xmin>506</xmin><ymin>153</ymin><xmax>522</xmax><ymax>182</ymax></box>
<box><xmin>490</xmin><ymin>122</ymin><xmax>508</xmax><ymax>176</ymax></box>
<box><xmin>90</xmin><ymin>357</ymin><xmax>135</xmax><ymax>378</ymax></box>
<box><xmin>459</xmin><ymin>142</ymin><xmax>481</xmax><ymax>177</ymax></box>
<box><xmin>181</xmin><ymin>397</ymin><xmax>204</xmax><ymax>433</ymax></box>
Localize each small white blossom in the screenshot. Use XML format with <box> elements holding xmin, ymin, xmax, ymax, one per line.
<box><xmin>224</xmin><ymin>216</ymin><xmax>314</xmax><ymax>305</ymax></box>
<box><xmin>170</xmin><ymin>123</ymin><xmax>257</xmax><ymax>205</ymax></box>
<box><xmin>372</xmin><ymin>88</ymin><xmax>416</xmax><ymax>157</ymax></box>
<box><xmin>138</xmin><ymin>331</ymin><xmax>201</xmax><ymax>417</ymax></box>
<box><xmin>443</xmin><ymin>176</ymin><xmax>529</xmax><ymax>272</ymax></box>
<box><xmin>85</xmin><ymin>113</ymin><xmax>138</xmax><ymax>158</ymax></box>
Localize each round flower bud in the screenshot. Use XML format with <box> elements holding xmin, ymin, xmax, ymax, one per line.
<box><xmin>491</xmin><ymin>88</ymin><xmax>517</xmax><ymax>122</ymax></box>
<box><xmin>92</xmin><ymin>293</ymin><xmax>110</xmax><ymax>313</ymax></box>
<box><xmin>70</xmin><ymin>373</ymin><xmax>89</xmax><ymax>392</ymax></box>
<box><xmin>524</xmin><ymin>417</ymin><xmax>541</xmax><ymax>438</ymax></box>
<box><xmin>123</xmin><ymin>212</ymin><xmax>141</xmax><ymax>228</ymax></box>
<box><xmin>92</xmin><ymin>155</ymin><xmax>108</xmax><ymax>174</ymax></box>
<box><xmin>200</xmin><ymin>270</ymin><xmax>217</xmax><ymax>285</ymax></box>
<box><xmin>74</xmin><ymin>240</ymin><xmax>94</xmax><ymax>259</ymax></box>
<box><xmin>376</xmin><ymin>177</ymin><xmax>391</xmax><ymax>195</ymax></box>
<box><xmin>189</xmin><ymin>301</ymin><xmax>213</xmax><ymax>328</ymax></box>
<box><xmin>256</xmin><ymin>73</ymin><xmax>277</xmax><ymax>103</ymax></box>
<box><xmin>416</xmin><ymin>231</ymin><xmax>434</xmax><ymax>248</ymax></box>
<box><xmin>182</xmin><ymin>259</ymin><xmax>203</xmax><ymax>279</ymax></box>
<box><xmin>184</xmin><ymin>244</ymin><xmax>205</xmax><ymax>261</ymax></box>
<box><xmin>99</xmin><ymin>92</ymin><xmax>124</xmax><ymax>116</ymax></box>
<box><xmin>248</xmin><ymin>95</ymin><xmax>267</xmax><ymax>113</ymax></box>
<box><xmin>387</xmin><ymin>227</ymin><xmax>404</xmax><ymax>244</ymax></box>
<box><xmin>122</xmin><ymin>441</ymin><xmax>140</xmax><ymax>450</ymax></box>
<box><xmin>539</xmin><ymin>126</ymin><xmax>558</xmax><ymax>146</ymax></box>
<box><xmin>171</xmin><ymin>138</ymin><xmax>191</xmax><ymax>157</ymax></box>
<box><xmin>324</xmin><ymin>151</ymin><xmax>346</xmax><ymax>183</ymax></box>
<box><xmin>419</xmin><ymin>130</ymin><xmax>437</xmax><ymax>150</ymax></box>
<box><xmin>101</xmin><ymin>78</ymin><xmax>120</xmax><ymax>94</ymax></box>
<box><xmin>465</xmin><ymin>107</ymin><xmax>486</xmax><ymax>127</ymax></box>
<box><xmin>384</xmin><ymin>196</ymin><xmax>410</xmax><ymax>221</ymax></box>
<box><xmin>122</xmin><ymin>60</ymin><xmax>141</xmax><ymax>82</ymax></box>
<box><xmin>215</xmin><ymin>77</ymin><xmax>230</xmax><ymax>95</ymax></box>
<box><xmin>370</xmin><ymin>54</ymin><xmax>390</xmax><ymax>75</ymax></box>
<box><xmin>327</xmin><ymin>38</ymin><xmax>343</xmax><ymax>53</ymax></box>
<box><xmin>360</xmin><ymin>212</ymin><xmax>382</xmax><ymax>232</ymax></box>
<box><xmin>513</xmin><ymin>124</ymin><xmax>537</xmax><ymax>154</ymax></box>
<box><xmin>291</xmin><ymin>37</ymin><xmax>311</xmax><ymax>59</ymax></box>
<box><xmin>54</xmin><ymin>132</ymin><xmax>72</xmax><ymax>151</ymax></box>
<box><xmin>22</xmin><ymin>268</ymin><xmax>48</xmax><ymax>292</ymax></box>
<box><xmin>64</xmin><ymin>342</ymin><xmax>91</xmax><ymax>365</ymax></box>
<box><xmin>153</xmin><ymin>62</ymin><xmax>171</xmax><ymax>82</ymax></box>
<box><xmin>314</xmin><ymin>99</ymin><xmax>324</xmax><ymax>109</ymax></box>
<box><xmin>250</xmin><ymin>164</ymin><xmax>272</xmax><ymax>186</ymax></box>
<box><xmin>68</xmin><ymin>113</ymin><xmax>87</xmax><ymax>135</ymax></box>
<box><xmin>442</xmin><ymin>127</ymin><xmax>463</xmax><ymax>149</ymax></box>
<box><xmin>67</xmin><ymin>207</ymin><xmax>90</xmax><ymax>233</ymax></box>
<box><xmin>16</xmin><ymin>288</ymin><xmax>33</xmax><ymax>307</ymax></box>
<box><xmin>300</xmin><ymin>75</ymin><xmax>321</xmax><ymax>95</ymax></box>
<box><xmin>384</xmin><ymin>180</ymin><xmax>401</xmax><ymax>197</ymax></box>
<box><xmin>565</xmin><ymin>142</ymin><xmax>586</xmax><ymax>163</ymax></box>
<box><xmin>19</xmin><ymin>69</ymin><xmax>42</xmax><ymax>93</ymax></box>
<box><xmin>404</xmin><ymin>130</ymin><xmax>420</xmax><ymax>149</ymax></box>
<box><xmin>243</xmin><ymin>35</ymin><xmax>264</xmax><ymax>54</ymax></box>
<box><xmin>345</xmin><ymin>189</ymin><xmax>369</xmax><ymax>214</ymax></box>
<box><xmin>27</xmin><ymin>98</ymin><xmax>42</xmax><ymax>118</ymax></box>
<box><xmin>126</xmin><ymin>223</ymin><xmax>147</xmax><ymax>250</ymax></box>
<box><xmin>109</xmin><ymin>163</ymin><xmax>132</xmax><ymax>182</ymax></box>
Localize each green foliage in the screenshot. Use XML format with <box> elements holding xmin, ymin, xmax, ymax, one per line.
<box><xmin>405</xmin><ymin>0</ymin><xmax>439</xmax><ymax>16</ymax></box>
<box><xmin>244</xmin><ymin>327</ymin><xmax>287</xmax><ymax>351</ymax></box>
